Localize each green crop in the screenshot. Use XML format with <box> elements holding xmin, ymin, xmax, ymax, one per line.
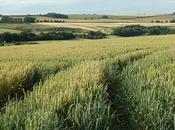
<box><xmin>0</xmin><ymin>35</ymin><xmax>175</xmax><ymax>129</ymax></box>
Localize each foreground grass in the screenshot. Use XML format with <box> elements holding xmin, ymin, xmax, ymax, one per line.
<box><xmin>0</xmin><ymin>48</ymin><xmax>154</xmax><ymax>130</ymax></box>
<box><xmin>0</xmin><ymin>61</ymin><xmax>114</xmax><ymax>130</ymax></box>
<box><xmin>115</xmin><ymin>48</ymin><xmax>175</xmax><ymax>129</ymax></box>
<box><xmin>0</xmin><ymin>29</ymin><xmax>21</xmax><ymax>34</ymax></box>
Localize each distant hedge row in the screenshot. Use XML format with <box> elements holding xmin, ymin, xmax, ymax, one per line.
<box><xmin>81</xmin><ymin>31</ymin><xmax>106</xmax><ymax>39</ymax></box>
<box><xmin>112</xmin><ymin>25</ymin><xmax>175</xmax><ymax>37</ymax></box>
<box><xmin>0</xmin><ymin>31</ymin><xmax>106</xmax><ymax>43</ymax></box>
<box><xmin>36</xmin><ymin>20</ymin><xmax>65</xmax><ymax>23</ymax></box>
<box><xmin>0</xmin><ymin>16</ymin><xmax>36</xmax><ymax>23</ymax></box>
<box><xmin>0</xmin><ymin>31</ymin><xmax>76</xmax><ymax>43</ymax></box>
<box><xmin>43</xmin><ymin>13</ymin><xmax>69</xmax><ymax>19</ymax></box>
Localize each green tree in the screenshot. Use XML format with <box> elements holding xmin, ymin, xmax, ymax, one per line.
<box><xmin>1</xmin><ymin>16</ymin><xmax>23</xmax><ymax>23</ymax></box>
<box><xmin>102</xmin><ymin>15</ymin><xmax>109</xmax><ymax>19</ymax></box>
<box><xmin>24</xmin><ymin>17</ymin><xmax>36</xmax><ymax>23</ymax></box>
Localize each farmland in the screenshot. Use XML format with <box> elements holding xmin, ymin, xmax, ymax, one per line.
<box><xmin>1</xmin><ymin>11</ymin><xmax>175</xmax><ymax>129</ymax></box>
<box><xmin>1</xmin><ymin>13</ymin><xmax>175</xmax><ymax>35</ymax></box>
<box><xmin>1</xmin><ymin>16</ymin><xmax>175</xmax><ymax>34</ymax></box>
<box><xmin>0</xmin><ymin>33</ymin><xmax>175</xmax><ymax>129</ymax></box>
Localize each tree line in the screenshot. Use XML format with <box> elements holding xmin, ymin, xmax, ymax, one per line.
<box><xmin>0</xmin><ymin>31</ymin><xmax>76</xmax><ymax>43</ymax></box>
<box><xmin>80</xmin><ymin>31</ymin><xmax>106</xmax><ymax>39</ymax></box>
<box><xmin>1</xmin><ymin>25</ymin><xmax>173</xmax><ymax>44</ymax></box>
<box><xmin>36</xmin><ymin>20</ymin><xmax>65</xmax><ymax>23</ymax></box>
<box><xmin>0</xmin><ymin>16</ymin><xmax>36</xmax><ymax>23</ymax></box>
<box><xmin>151</xmin><ymin>19</ymin><xmax>175</xmax><ymax>23</ymax></box>
<box><xmin>112</xmin><ymin>25</ymin><xmax>175</xmax><ymax>37</ymax></box>
<box><xmin>42</xmin><ymin>13</ymin><xmax>69</xmax><ymax>19</ymax></box>
<box><xmin>0</xmin><ymin>16</ymin><xmax>66</xmax><ymax>23</ymax></box>
<box><xmin>0</xmin><ymin>31</ymin><xmax>106</xmax><ymax>44</ymax></box>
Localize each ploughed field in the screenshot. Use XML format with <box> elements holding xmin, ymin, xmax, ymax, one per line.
<box><xmin>0</xmin><ymin>35</ymin><xmax>175</xmax><ymax>130</ymax></box>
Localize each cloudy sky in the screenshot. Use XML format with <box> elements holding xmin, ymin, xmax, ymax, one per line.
<box><xmin>0</xmin><ymin>0</ymin><xmax>175</xmax><ymax>15</ymax></box>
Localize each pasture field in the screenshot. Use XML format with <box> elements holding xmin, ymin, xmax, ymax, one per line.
<box><xmin>68</xmin><ymin>14</ymin><xmax>140</xmax><ymax>20</ymax></box>
<box><xmin>0</xmin><ymin>29</ymin><xmax>21</xmax><ymax>34</ymax></box>
<box><xmin>134</xmin><ymin>14</ymin><xmax>175</xmax><ymax>22</ymax></box>
<box><xmin>0</xmin><ymin>35</ymin><xmax>175</xmax><ymax>129</ymax></box>
<box><xmin>38</xmin><ymin>22</ymin><xmax>175</xmax><ymax>33</ymax></box>
<box><xmin>0</xmin><ymin>23</ymin><xmax>87</xmax><ymax>35</ymax></box>
<box><xmin>1</xmin><ymin>14</ymin><xmax>175</xmax><ymax>34</ymax></box>
<box><xmin>4</xmin><ymin>14</ymin><xmax>142</xmax><ymax>21</ymax></box>
<box><xmin>0</xmin><ymin>23</ymin><xmax>53</xmax><ymax>33</ymax></box>
<box><xmin>1</xmin><ymin>22</ymin><xmax>175</xmax><ymax>35</ymax></box>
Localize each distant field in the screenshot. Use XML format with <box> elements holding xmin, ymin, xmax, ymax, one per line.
<box><xmin>1</xmin><ymin>22</ymin><xmax>175</xmax><ymax>34</ymax></box>
<box><xmin>68</xmin><ymin>14</ymin><xmax>141</xmax><ymax>20</ymax></box>
<box><xmin>37</xmin><ymin>22</ymin><xmax>175</xmax><ymax>33</ymax></box>
<box><xmin>0</xmin><ymin>23</ymin><xmax>86</xmax><ymax>34</ymax></box>
<box><xmin>6</xmin><ymin>14</ymin><xmax>143</xmax><ymax>20</ymax></box>
<box><xmin>1</xmin><ymin>13</ymin><xmax>175</xmax><ymax>22</ymax></box>
<box><xmin>0</xmin><ymin>28</ymin><xmax>21</xmax><ymax>33</ymax></box>
<box><xmin>0</xmin><ymin>23</ymin><xmax>51</xmax><ymax>30</ymax></box>
<box><xmin>134</xmin><ymin>14</ymin><xmax>175</xmax><ymax>22</ymax></box>
<box><xmin>35</xmin><ymin>16</ymin><xmax>65</xmax><ymax>21</ymax></box>
<box><xmin>0</xmin><ymin>15</ymin><xmax>140</xmax><ymax>22</ymax></box>
<box><xmin>1</xmin><ymin>14</ymin><xmax>175</xmax><ymax>34</ymax></box>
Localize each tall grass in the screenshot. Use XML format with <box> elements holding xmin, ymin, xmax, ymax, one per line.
<box><xmin>0</xmin><ymin>36</ymin><xmax>164</xmax><ymax>107</ymax></box>
<box><xmin>0</xmin><ymin>35</ymin><xmax>175</xmax><ymax>129</ymax></box>
<box><xmin>0</xmin><ymin>47</ymin><xmax>157</xmax><ymax>130</ymax></box>
<box><xmin>0</xmin><ymin>64</ymin><xmax>38</xmax><ymax>106</ymax></box>
<box><xmin>116</xmin><ymin>49</ymin><xmax>175</xmax><ymax>129</ymax></box>
<box><xmin>0</xmin><ymin>61</ymin><xmax>114</xmax><ymax>130</ymax></box>
<box><xmin>0</xmin><ymin>60</ymin><xmax>77</xmax><ymax>107</ymax></box>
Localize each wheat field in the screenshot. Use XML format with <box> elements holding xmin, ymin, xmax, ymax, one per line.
<box><xmin>0</xmin><ymin>35</ymin><xmax>175</xmax><ymax>129</ymax></box>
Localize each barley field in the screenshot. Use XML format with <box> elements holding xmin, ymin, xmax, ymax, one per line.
<box><xmin>0</xmin><ymin>35</ymin><xmax>175</xmax><ymax>129</ymax></box>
